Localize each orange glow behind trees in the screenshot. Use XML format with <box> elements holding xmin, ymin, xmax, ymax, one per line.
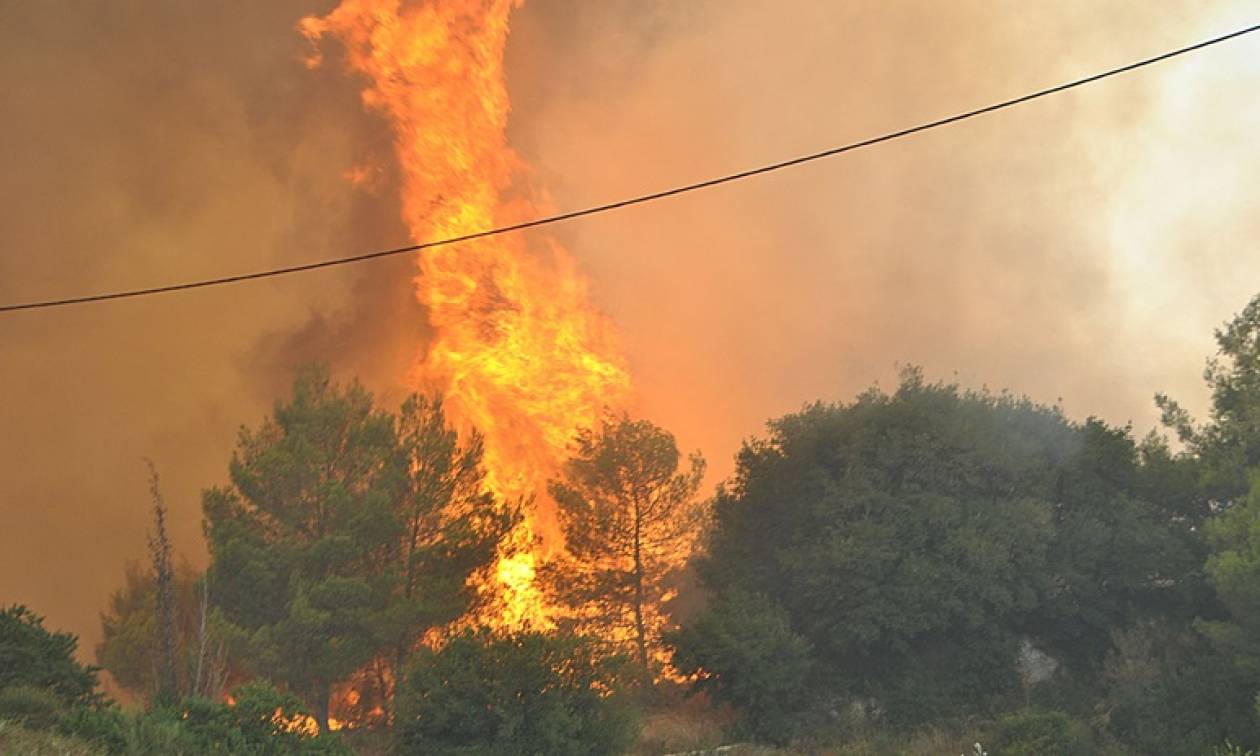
<box><xmin>301</xmin><ymin>0</ymin><xmax>630</xmax><ymax>626</ymax></box>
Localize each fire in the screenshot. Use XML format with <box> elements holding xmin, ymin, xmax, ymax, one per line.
<box><xmin>301</xmin><ymin>0</ymin><xmax>630</xmax><ymax>625</ymax></box>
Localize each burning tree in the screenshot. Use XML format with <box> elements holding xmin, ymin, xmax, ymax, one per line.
<box><xmin>302</xmin><ymin>0</ymin><xmax>632</xmax><ymax>626</ymax></box>
<box><xmin>366</xmin><ymin>393</ymin><xmax>516</xmax><ymax>721</ymax></box>
<box><xmin>541</xmin><ymin>415</ymin><xmax>706</xmax><ymax>678</ymax></box>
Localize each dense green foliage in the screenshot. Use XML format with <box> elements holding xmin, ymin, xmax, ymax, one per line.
<box><xmin>381</xmin><ymin>394</ymin><xmax>514</xmax><ymax>706</ymax></box>
<box><xmin>1158</xmin><ymin>294</ymin><xmax>1260</xmax><ymax>502</ymax></box>
<box><xmin>674</xmin><ymin>368</ymin><xmax>1201</xmax><ymax>729</ymax></box>
<box><xmin>668</xmin><ymin>589</ymin><xmax>810</xmax><ymax>742</ymax></box>
<box><xmin>203</xmin><ymin>369</ymin><xmax>510</xmax><ymax>728</ymax></box>
<box><xmin>24</xmin><ymin>292</ymin><xmax>1260</xmax><ymax>753</ymax></box>
<box><xmin>0</xmin><ymin>602</ymin><xmax>348</xmax><ymax>755</ymax></box>
<box><xmin>0</xmin><ymin>685</ymin><xmax>66</xmax><ymax>730</ymax></box>
<box><xmin>203</xmin><ymin>369</ymin><xmax>406</xmax><ymax>729</ymax></box>
<box><xmin>991</xmin><ymin>708</ymin><xmax>1094</xmax><ymax>755</ymax></box>
<box><xmin>0</xmin><ymin>605</ymin><xmax>102</xmax><ymax>710</ymax></box>
<box><xmin>1204</xmin><ymin>474</ymin><xmax>1260</xmax><ymax>671</ymax></box>
<box><xmin>0</xmin><ymin>719</ymin><xmax>101</xmax><ymax>756</ymax></box>
<box><xmin>56</xmin><ymin>682</ymin><xmax>351</xmax><ymax>756</ymax></box>
<box><xmin>1102</xmin><ymin>621</ymin><xmax>1260</xmax><ymax>755</ymax></box>
<box><xmin>174</xmin><ymin>682</ymin><xmax>349</xmax><ymax>755</ymax></box>
<box><xmin>395</xmin><ymin>630</ymin><xmax>637</xmax><ymax>755</ymax></box>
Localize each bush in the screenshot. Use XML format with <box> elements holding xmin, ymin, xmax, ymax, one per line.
<box><xmin>0</xmin><ymin>685</ymin><xmax>64</xmax><ymax>730</ymax></box>
<box><xmin>992</xmin><ymin>708</ymin><xmax>1093</xmax><ymax>755</ymax></box>
<box><xmin>0</xmin><ymin>605</ymin><xmax>101</xmax><ymax>708</ymax></box>
<box><xmin>1104</xmin><ymin>622</ymin><xmax>1260</xmax><ymax>755</ymax></box>
<box><xmin>57</xmin><ymin>706</ymin><xmax>129</xmax><ymax>755</ymax></box>
<box><xmin>57</xmin><ymin>682</ymin><xmax>349</xmax><ymax>756</ymax></box>
<box><xmin>0</xmin><ymin>718</ymin><xmax>102</xmax><ymax>755</ymax></box>
<box><xmin>396</xmin><ymin>629</ymin><xmax>638</xmax><ymax>756</ymax></box>
<box><xmin>178</xmin><ymin>681</ymin><xmax>349</xmax><ymax>755</ymax></box>
<box><xmin>669</xmin><ymin>590</ymin><xmax>812</xmax><ymax>743</ymax></box>
<box><xmin>684</xmin><ymin>373</ymin><xmax>1194</xmax><ymax>731</ymax></box>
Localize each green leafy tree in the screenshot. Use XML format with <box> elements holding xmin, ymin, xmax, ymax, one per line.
<box><xmin>1103</xmin><ymin>621</ymin><xmax>1260</xmax><ymax>755</ymax></box>
<box><xmin>1035</xmin><ymin>420</ymin><xmax>1202</xmax><ymax>666</ymax></box>
<box><xmin>0</xmin><ymin>605</ymin><xmax>101</xmax><ymax>709</ymax></box>
<box><xmin>542</xmin><ymin>414</ymin><xmax>705</xmax><ymax>678</ymax></box>
<box><xmin>395</xmin><ymin>629</ymin><xmax>637</xmax><ymax>756</ymax></box>
<box><xmin>1207</xmin><ymin>474</ymin><xmax>1260</xmax><ymax>628</ymax></box>
<box><xmin>354</xmin><ymin>394</ymin><xmax>513</xmax><ymax>722</ymax></box>
<box><xmin>204</xmin><ymin>371</ymin><xmax>512</xmax><ymax>727</ymax></box>
<box><xmin>1202</xmin><ymin>473</ymin><xmax>1260</xmax><ymax>698</ymax></box>
<box><xmin>668</xmin><ymin>590</ymin><xmax>811</xmax><ymax>743</ymax></box>
<box><xmin>680</xmin><ymin>369</ymin><xmax>1195</xmax><ymax>729</ymax></box>
<box><xmin>1157</xmin><ymin>292</ymin><xmax>1260</xmax><ymax>502</ymax></box>
<box><xmin>203</xmin><ymin>367</ymin><xmax>406</xmax><ymax>731</ymax></box>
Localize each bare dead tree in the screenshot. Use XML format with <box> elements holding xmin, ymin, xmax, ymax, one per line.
<box><xmin>144</xmin><ymin>459</ymin><xmax>179</xmax><ymax>705</ymax></box>
<box><xmin>191</xmin><ymin>575</ymin><xmax>228</xmax><ymax>699</ymax></box>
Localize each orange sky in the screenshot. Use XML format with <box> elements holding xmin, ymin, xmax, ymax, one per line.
<box><xmin>1</xmin><ymin>0</ymin><xmax>1258</xmax><ymax>655</ymax></box>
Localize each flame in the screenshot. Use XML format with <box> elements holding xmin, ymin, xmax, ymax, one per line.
<box><xmin>302</xmin><ymin>0</ymin><xmax>630</xmax><ymax>626</ymax></box>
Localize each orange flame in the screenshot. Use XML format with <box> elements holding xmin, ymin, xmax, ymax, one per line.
<box><xmin>302</xmin><ymin>0</ymin><xmax>629</xmax><ymax>626</ymax></box>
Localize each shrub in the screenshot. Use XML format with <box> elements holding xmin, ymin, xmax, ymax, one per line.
<box><xmin>0</xmin><ymin>685</ymin><xmax>64</xmax><ymax>730</ymax></box>
<box><xmin>1104</xmin><ymin>622</ymin><xmax>1260</xmax><ymax>755</ymax></box>
<box><xmin>0</xmin><ymin>718</ymin><xmax>102</xmax><ymax>755</ymax></box>
<box><xmin>0</xmin><ymin>605</ymin><xmax>101</xmax><ymax>708</ymax></box>
<box><xmin>178</xmin><ymin>680</ymin><xmax>350</xmax><ymax>755</ymax></box>
<box><xmin>992</xmin><ymin>708</ymin><xmax>1093</xmax><ymax>755</ymax></box>
<box><xmin>58</xmin><ymin>682</ymin><xmax>350</xmax><ymax>756</ymax></box>
<box><xmin>396</xmin><ymin>629</ymin><xmax>638</xmax><ymax>756</ymax></box>
<box><xmin>669</xmin><ymin>590</ymin><xmax>812</xmax><ymax>743</ymax></box>
<box><xmin>57</xmin><ymin>706</ymin><xmax>129</xmax><ymax>755</ymax></box>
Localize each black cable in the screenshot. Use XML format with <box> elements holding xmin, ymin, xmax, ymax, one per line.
<box><xmin>3</xmin><ymin>21</ymin><xmax>1257</xmax><ymax>314</ymax></box>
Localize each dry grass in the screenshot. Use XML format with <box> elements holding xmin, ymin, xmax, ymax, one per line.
<box><xmin>634</xmin><ymin>708</ymin><xmax>728</xmax><ymax>754</ymax></box>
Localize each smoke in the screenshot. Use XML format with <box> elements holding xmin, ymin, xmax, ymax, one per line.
<box><xmin>0</xmin><ymin>0</ymin><xmax>417</xmax><ymax>655</ymax></box>
<box><xmin>506</xmin><ymin>0</ymin><xmax>1260</xmax><ymax>475</ymax></box>
<box><xmin>2</xmin><ymin>0</ymin><xmax>1258</xmax><ymax>652</ymax></box>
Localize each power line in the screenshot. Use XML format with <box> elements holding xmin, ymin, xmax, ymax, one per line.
<box><xmin>3</xmin><ymin>22</ymin><xmax>1258</xmax><ymax>314</ymax></box>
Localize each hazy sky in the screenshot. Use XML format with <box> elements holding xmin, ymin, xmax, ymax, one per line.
<box><xmin>2</xmin><ymin>0</ymin><xmax>1258</xmax><ymax>655</ymax></box>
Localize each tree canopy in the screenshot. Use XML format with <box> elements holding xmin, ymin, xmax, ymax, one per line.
<box><xmin>203</xmin><ymin>368</ymin><xmax>510</xmax><ymax>730</ymax></box>
<box><xmin>395</xmin><ymin>629</ymin><xmax>636</xmax><ymax>756</ymax></box>
<box><xmin>0</xmin><ymin>604</ymin><xmax>101</xmax><ymax>709</ymax></box>
<box><xmin>676</xmin><ymin>368</ymin><xmax>1200</xmax><ymax>728</ymax></box>
<box><xmin>542</xmin><ymin>414</ymin><xmax>705</xmax><ymax>677</ymax></box>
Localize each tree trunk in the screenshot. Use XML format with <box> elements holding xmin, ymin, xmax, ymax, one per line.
<box><xmin>632</xmin><ymin>505</ymin><xmax>649</xmax><ymax>679</ymax></box>
<box><xmin>313</xmin><ymin>681</ymin><xmax>331</xmax><ymax>733</ymax></box>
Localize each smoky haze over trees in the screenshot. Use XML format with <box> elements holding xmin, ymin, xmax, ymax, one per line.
<box><xmin>5</xmin><ymin>1</ymin><xmax>1260</xmax><ymax>660</ymax></box>
<box><xmin>4</xmin><ymin>1</ymin><xmax>1260</xmax><ymax>754</ymax></box>
<box><xmin>4</xmin><ymin>295</ymin><xmax>1260</xmax><ymax>753</ymax></box>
